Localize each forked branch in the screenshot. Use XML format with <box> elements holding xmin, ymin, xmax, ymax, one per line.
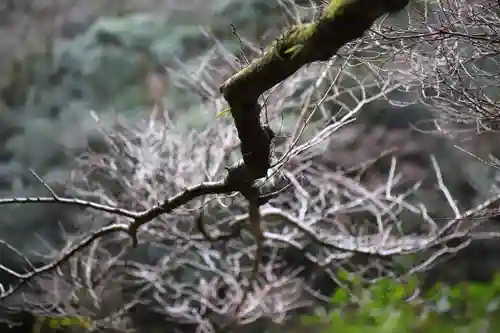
<box><xmin>0</xmin><ymin>0</ymin><xmax>413</xmax><ymax>309</ymax></box>
<box><xmin>0</xmin><ymin>163</ymin><xmax>260</xmax><ymax>300</ymax></box>
<box><xmin>221</xmin><ymin>0</ymin><xmax>409</xmax><ymax>179</ymax></box>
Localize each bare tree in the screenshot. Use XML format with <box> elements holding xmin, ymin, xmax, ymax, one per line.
<box><xmin>367</xmin><ymin>1</ymin><xmax>500</xmax><ymax>129</ymax></box>
<box><xmin>358</xmin><ymin>0</ymin><xmax>500</xmax><ymax>206</ymax></box>
<box><xmin>2</xmin><ymin>1</ymin><xmax>500</xmax><ymax>332</ymax></box>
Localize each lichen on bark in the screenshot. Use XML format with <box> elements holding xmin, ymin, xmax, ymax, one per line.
<box><xmin>220</xmin><ymin>0</ymin><xmax>410</xmax><ymax>180</ymax></box>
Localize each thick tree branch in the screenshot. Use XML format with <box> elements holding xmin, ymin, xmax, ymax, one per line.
<box><xmin>0</xmin><ymin>164</ymin><xmax>257</xmax><ymax>299</ymax></box>
<box><xmin>0</xmin><ymin>0</ymin><xmax>414</xmax><ymax>310</ymax></box>
<box><xmin>0</xmin><ymin>158</ymin><xmax>291</xmax><ymax>301</ymax></box>
<box><xmin>221</xmin><ymin>0</ymin><xmax>409</xmax><ymax>179</ymax></box>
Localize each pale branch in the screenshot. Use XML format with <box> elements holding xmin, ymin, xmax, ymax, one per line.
<box><xmin>127</xmin><ymin>180</ymin><xmax>233</xmax><ymax>246</ymax></box>
<box><xmin>0</xmin><ymin>179</ymin><xmax>233</xmax><ymax>244</ymax></box>
<box><xmin>0</xmin><ymin>196</ymin><xmax>138</xmax><ymax>219</ymax></box>
<box><xmin>196</xmin><ymin>209</ymin><xmax>245</xmax><ymax>242</ymax></box>
<box><xmin>0</xmin><ymin>156</ymin><xmax>292</xmax><ymax>301</ymax></box>
<box><xmin>0</xmin><ymin>0</ymin><xmax>412</xmax><ymax>304</ymax></box>
<box><xmin>220</xmin><ymin>0</ymin><xmax>410</xmax><ymax>179</ymax></box>
<box><xmin>0</xmin><ymin>168</ymin><xmax>251</xmax><ymax>300</ymax></box>
<box><xmin>0</xmin><ymin>223</ymin><xmax>129</xmax><ymax>300</ymax></box>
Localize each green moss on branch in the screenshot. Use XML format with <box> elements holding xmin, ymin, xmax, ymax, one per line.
<box><xmin>220</xmin><ymin>0</ymin><xmax>409</xmax><ymax>180</ymax></box>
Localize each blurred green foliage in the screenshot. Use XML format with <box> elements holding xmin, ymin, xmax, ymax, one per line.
<box><xmin>300</xmin><ymin>271</ymin><xmax>500</xmax><ymax>333</ymax></box>
<box><xmin>33</xmin><ymin>315</ymin><xmax>92</xmax><ymax>333</ymax></box>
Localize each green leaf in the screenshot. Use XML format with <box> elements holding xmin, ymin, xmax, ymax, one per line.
<box><xmin>337</xmin><ymin>269</ymin><xmax>353</xmax><ymax>283</ymax></box>
<box><xmin>327</xmin><ymin>311</ymin><xmax>346</xmax><ymax>332</ymax></box>
<box><xmin>76</xmin><ymin>316</ymin><xmax>93</xmax><ymax>329</ymax></box>
<box><xmin>331</xmin><ymin>287</ymin><xmax>349</xmax><ymax>304</ymax></box>
<box><xmin>301</xmin><ymin>314</ymin><xmax>323</xmax><ymax>326</ymax></box>
<box><xmin>60</xmin><ymin>316</ymin><xmax>72</xmax><ymax>326</ymax></box>
<box><xmin>216</xmin><ymin>107</ymin><xmax>231</xmax><ymax>118</ymax></box>
<box><xmin>49</xmin><ymin>318</ymin><xmax>60</xmax><ymax>329</ymax></box>
<box><xmin>284</xmin><ymin>44</ymin><xmax>304</xmax><ymax>59</ymax></box>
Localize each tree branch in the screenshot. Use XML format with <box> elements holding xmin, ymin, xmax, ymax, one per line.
<box><xmin>0</xmin><ymin>0</ymin><xmax>414</xmax><ymax>312</ymax></box>
<box><xmin>0</xmin><ymin>177</ymin><xmax>239</xmax><ymax>299</ymax></box>
<box><xmin>0</xmin><ymin>158</ymin><xmax>289</xmax><ymax>301</ymax></box>
<box><xmin>221</xmin><ymin>0</ymin><xmax>409</xmax><ymax>179</ymax></box>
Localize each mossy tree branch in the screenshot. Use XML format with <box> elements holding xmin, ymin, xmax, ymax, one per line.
<box><xmin>220</xmin><ymin>0</ymin><xmax>410</xmax><ymax>180</ymax></box>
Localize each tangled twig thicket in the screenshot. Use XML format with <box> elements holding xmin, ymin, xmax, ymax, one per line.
<box><xmin>2</xmin><ymin>1</ymin><xmax>500</xmax><ymax>332</ymax></box>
